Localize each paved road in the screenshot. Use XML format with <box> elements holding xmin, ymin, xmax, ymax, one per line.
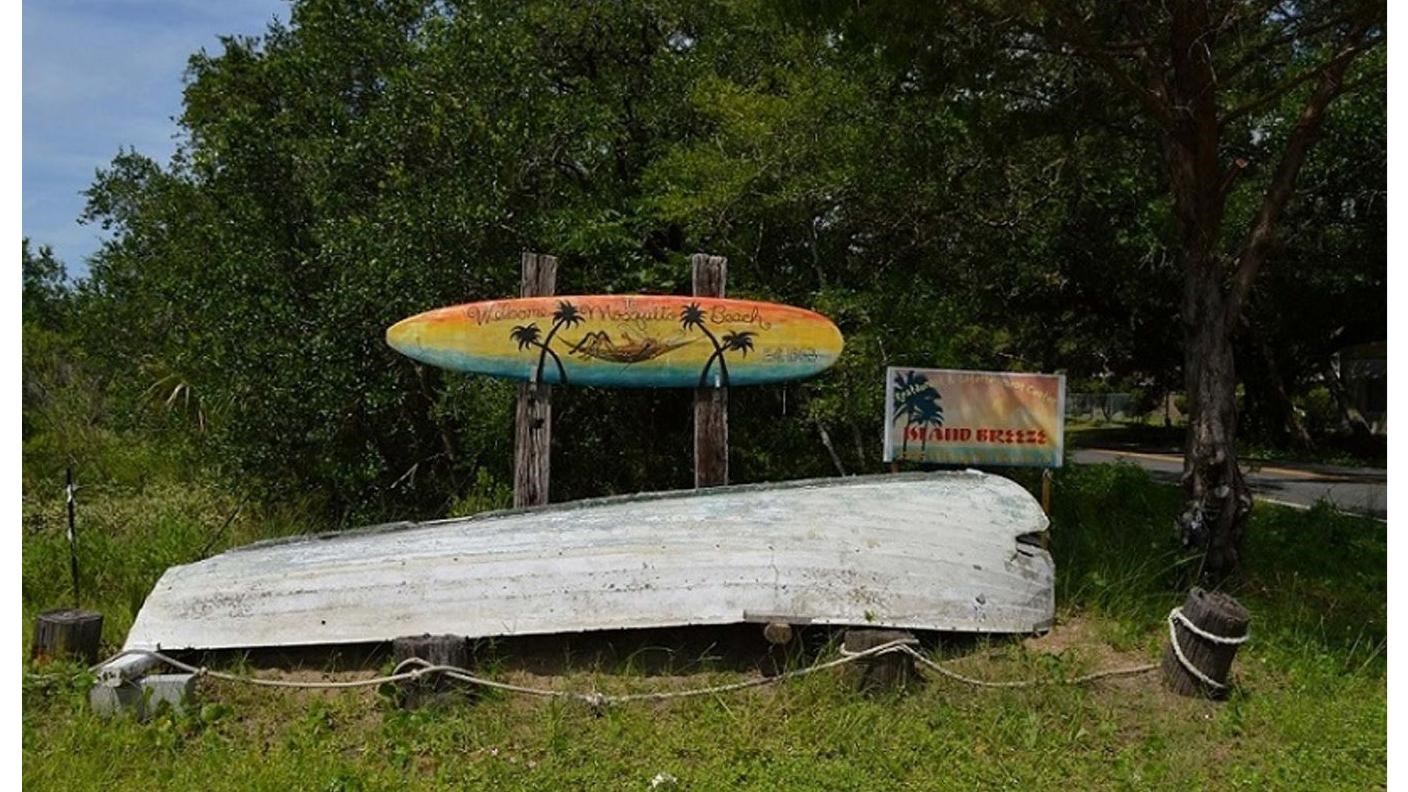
<box><xmin>1071</xmin><ymin>448</ymin><xmax>1387</xmax><ymax>519</ymax></box>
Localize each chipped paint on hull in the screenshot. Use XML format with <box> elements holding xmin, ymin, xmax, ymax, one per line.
<box><xmin>124</xmin><ymin>472</ymin><xmax>1055</xmax><ymax>652</ymax></box>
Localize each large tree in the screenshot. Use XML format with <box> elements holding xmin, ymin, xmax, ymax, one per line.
<box><xmin>1015</xmin><ymin>0</ymin><xmax>1384</xmax><ymax>575</ymax></box>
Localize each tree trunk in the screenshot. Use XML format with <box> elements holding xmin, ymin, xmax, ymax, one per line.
<box><xmin>1177</xmin><ymin>280</ymin><xmax>1252</xmax><ymax>578</ymax></box>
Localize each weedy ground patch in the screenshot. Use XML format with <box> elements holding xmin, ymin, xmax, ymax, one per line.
<box><xmin>22</xmin><ymin>463</ymin><xmax>1385</xmax><ymax>790</ymax></box>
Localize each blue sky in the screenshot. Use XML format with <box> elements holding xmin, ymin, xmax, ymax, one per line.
<box><xmin>24</xmin><ymin>0</ymin><xmax>288</xmax><ymax>275</ymax></box>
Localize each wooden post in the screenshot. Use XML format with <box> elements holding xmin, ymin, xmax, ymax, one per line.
<box><xmin>392</xmin><ymin>634</ymin><xmax>471</xmax><ymax>709</ymax></box>
<box><xmin>1161</xmin><ymin>588</ymin><xmax>1250</xmax><ymax>699</ymax></box>
<box><xmin>843</xmin><ymin>628</ymin><xmax>917</xmax><ymax>694</ymax></box>
<box><xmin>692</xmin><ymin>254</ymin><xmax>728</xmax><ymax>488</ymax></box>
<box><xmin>32</xmin><ymin>608</ymin><xmax>103</xmax><ymax>665</ymax></box>
<box><xmin>1040</xmin><ymin>468</ymin><xmax>1053</xmax><ymax>515</ymax></box>
<box><xmin>514</xmin><ymin>252</ymin><xmax>558</xmax><ymax>508</ymax></box>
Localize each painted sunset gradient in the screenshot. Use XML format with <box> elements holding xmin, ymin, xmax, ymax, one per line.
<box><xmin>386</xmin><ymin>295</ymin><xmax>845</xmax><ymax>388</ymax></box>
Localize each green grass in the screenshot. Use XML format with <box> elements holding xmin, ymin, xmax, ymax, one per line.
<box><xmin>22</xmin><ymin>462</ymin><xmax>1386</xmax><ymax>790</ymax></box>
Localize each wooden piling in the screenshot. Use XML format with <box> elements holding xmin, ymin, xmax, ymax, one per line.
<box><xmin>1161</xmin><ymin>588</ymin><xmax>1249</xmax><ymax>699</ymax></box>
<box><xmin>32</xmin><ymin>608</ymin><xmax>103</xmax><ymax>665</ymax></box>
<box><xmin>514</xmin><ymin>252</ymin><xmax>558</xmax><ymax>508</ymax></box>
<box><xmin>392</xmin><ymin>634</ymin><xmax>472</xmax><ymax>708</ymax></box>
<box><xmin>843</xmin><ymin>628</ymin><xmax>917</xmax><ymax>694</ymax></box>
<box><xmin>692</xmin><ymin>253</ymin><xmax>728</xmax><ymax>488</ymax></box>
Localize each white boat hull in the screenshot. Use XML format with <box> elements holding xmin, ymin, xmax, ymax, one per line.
<box><xmin>125</xmin><ymin>472</ymin><xmax>1055</xmax><ymax>652</ymax></box>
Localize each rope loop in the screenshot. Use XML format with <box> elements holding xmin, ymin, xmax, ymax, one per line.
<box><xmin>836</xmin><ymin>636</ymin><xmax>920</xmax><ymax>658</ymax></box>
<box><xmin>1169</xmin><ymin>607</ymin><xmax>1249</xmax><ymax>645</ymax></box>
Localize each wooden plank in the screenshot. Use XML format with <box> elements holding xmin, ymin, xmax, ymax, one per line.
<box><xmin>514</xmin><ymin>252</ymin><xmax>557</xmax><ymax>508</ymax></box>
<box><xmin>693</xmin><ymin>254</ymin><xmax>728</xmax><ymax>488</ymax></box>
<box><xmin>122</xmin><ymin>472</ymin><xmax>1056</xmax><ymax>652</ymax></box>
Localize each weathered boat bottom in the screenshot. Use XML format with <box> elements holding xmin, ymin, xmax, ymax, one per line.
<box><xmin>124</xmin><ymin>472</ymin><xmax>1056</xmax><ymax>654</ymax></box>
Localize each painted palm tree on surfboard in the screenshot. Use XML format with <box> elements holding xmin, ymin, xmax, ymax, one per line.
<box><xmin>508</xmin><ymin>300</ymin><xmax>584</xmax><ymax>384</ymax></box>
<box><xmin>679</xmin><ymin>302</ymin><xmax>756</xmax><ymax>388</ymax></box>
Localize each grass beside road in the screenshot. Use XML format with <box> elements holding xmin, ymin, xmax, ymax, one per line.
<box><xmin>22</xmin><ymin>463</ymin><xmax>1386</xmax><ymax>790</ymax></box>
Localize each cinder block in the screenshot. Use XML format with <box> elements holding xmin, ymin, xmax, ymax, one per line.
<box><xmin>141</xmin><ymin>673</ymin><xmax>197</xmax><ymax>716</ymax></box>
<box><xmin>90</xmin><ymin>681</ymin><xmax>144</xmax><ymax>718</ymax></box>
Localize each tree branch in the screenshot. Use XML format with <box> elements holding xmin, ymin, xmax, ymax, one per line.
<box><xmin>1029</xmin><ymin>0</ymin><xmax>1173</xmax><ymax>127</ymax></box>
<box><xmin>1225</xmin><ymin>19</ymin><xmax>1381</xmax><ymax>317</ymax></box>
<box><xmin>1217</xmin><ymin>10</ymin><xmax>1360</xmax><ymax>85</ymax></box>
<box><xmin>1220</xmin><ymin>31</ymin><xmax>1382</xmax><ymax>127</ymax></box>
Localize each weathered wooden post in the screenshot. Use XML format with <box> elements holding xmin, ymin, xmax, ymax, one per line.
<box><xmin>843</xmin><ymin>628</ymin><xmax>917</xmax><ymax>694</ymax></box>
<box><xmin>392</xmin><ymin>634</ymin><xmax>472</xmax><ymax>709</ymax></box>
<box><xmin>1161</xmin><ymin>588</ymin><xmax>1250</xmax><ymax>699</ymax></box>
<box><xmin>692</xmin><ymin>253</ymin><xmax>728</xmax><ymax>488</ymax></box>
<box><xmin>1040</xmin><ymin>468</ymin><xmax>1053</xmax><ymax>515</ymax></box>
<box><xmin>514</xmin><ymin>252</ymin><xmax>558</xmax><ymax>508</ymax></box>
<box><xmin>32</xmin><ymin>609</ymin><xmax>103</xmax><ymax>665</ymax></box>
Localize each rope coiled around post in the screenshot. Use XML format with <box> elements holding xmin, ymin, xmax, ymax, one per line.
<box><xmin>1165</xmin><ymin>606</ymin><xmax>1249</xmax><ymax>691</ymax></box>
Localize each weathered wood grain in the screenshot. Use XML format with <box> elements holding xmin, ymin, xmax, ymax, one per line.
<box><xmin>692</xmin><ymin>253</ymin><xmax>728</xmax><ymax>488</ymax></box>
<box><xmin>514</xmin><ymin>252</ymin><xmax>557</xmax><ymax>508</ymax></box>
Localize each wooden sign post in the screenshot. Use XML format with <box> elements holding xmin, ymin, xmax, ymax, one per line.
<box><xmin>513</xmin><ymin>252</ymin><xmax>557</xmax><ymax>508</ymax></box>
<box><xmin>692</xmin><ymin>254</ymin><xmax>728</xmax><ymax>488</ymax></box>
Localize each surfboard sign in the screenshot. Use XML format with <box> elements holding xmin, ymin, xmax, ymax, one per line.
<box><xmin>386</xmin><ymin>295</ymin><xmax>844</xmax><ymax>388</ymax></box>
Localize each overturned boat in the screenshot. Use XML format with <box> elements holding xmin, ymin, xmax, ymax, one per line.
<box><xmin>124</xmin><ymin>471</ymin><xmax>1054</xmax><ymax>653</ymax></box>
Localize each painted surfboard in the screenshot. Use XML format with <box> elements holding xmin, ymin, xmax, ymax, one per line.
<box><xmin>387</xmin><ymin>295</ymin><xmax>844</xmax><ymax>388</ymax></box>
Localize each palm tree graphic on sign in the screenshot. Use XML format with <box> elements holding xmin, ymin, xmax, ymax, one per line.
<box><xmin>892</xmin><ymin>371</ymin><xmax>943</xmax><ymax>457</ymax></box>
<box><xmin>680</xmin><ymin>302</ymin><xmax>757</xmax><ymax>388</ymax></box>
<box><xmin>509</xmin><ymin>300</ymin><xmax>583</xmax><ymax>385</ymax></box>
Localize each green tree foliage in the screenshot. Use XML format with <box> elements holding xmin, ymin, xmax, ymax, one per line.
<box><xmin>58</xmin><ymin>0</ymin><xmax>1383</xmax><ymax>523</ymax></box>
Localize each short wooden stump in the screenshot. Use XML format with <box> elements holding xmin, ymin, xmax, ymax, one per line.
<box><xmin>1161</xmin><ymin>588</ymin><xmax>1250</xmax><ymax>700</ymax></box>
<box><xmin>843</xmin><ymin>628</ymin><xmax>917</xmax><ymax>694</ymax></box>
<box><xmin>32</xmin><ymin>608</ymin><xmax>103</xmax><ymax>665</ymax></box>
<box><xmin>392</xmin><ymin>634</ymin><xmax>472</xmax><ymax>709</ymax></box>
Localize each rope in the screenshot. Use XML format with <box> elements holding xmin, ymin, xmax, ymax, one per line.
<box><xmin>1170</xmin><ymin>607</ymin><xmax>1249</xmax><ymax>645</ymax></box>
<box><xmin>84</xmin><ymin>636</ymin><xmax>1159</xmax><ymax>705</ymax></box>
<box><xmin>899</xmin><ymin>646</ymin><xmax>1157</xmax><ymax>688</ymax></box>
<box><xmin>1165</xmin><ymin>606</ymin><xmax>1248</xmax><ymax>691</ymax></box>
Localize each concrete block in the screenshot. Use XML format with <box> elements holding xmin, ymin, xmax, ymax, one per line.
<box><xmin>141</xmin><ymin>673</ymin><xmax>197</xmax><ymax>716</ymax></box>
<box><xmin>90</xmin><ymin>681</ymin><xmax>144</xmax><ymax>719</ymax></box>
